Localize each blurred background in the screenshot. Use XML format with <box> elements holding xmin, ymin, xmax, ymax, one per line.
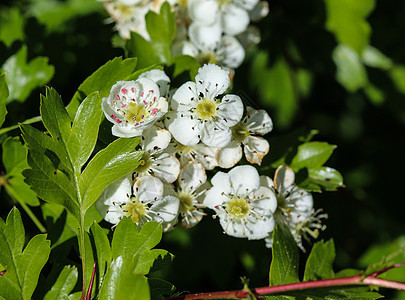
<box><xmin>1</xmin><ymin>0</ymin><xmax>405</xmax><ymax>298</ymax></box>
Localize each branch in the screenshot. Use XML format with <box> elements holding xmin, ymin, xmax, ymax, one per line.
<box><xmin>157</xmin><ymin>263</ymin><xmax>405</xmax><ymax>300</ymax></box>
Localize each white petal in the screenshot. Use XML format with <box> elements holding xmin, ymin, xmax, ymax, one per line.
<box><xmin>171</xmin><ymin>81</ymin><xmax>198</xmax><ymax>111</ymax></box>
<box><xmin>179</xmin><ymin>162</ymin><xmax>207</xmax><ymax>192</ymax></box>
<box><xmin>235</xmin><ymin>0</ymin><xmax>259</xmax><ymax>10</ymax></box>
<box><xmin>221</xmin><ymin>3</ymin><xmax>250</xmax><ymax>36</ymax></box>
<box><xmin>274</xmin><ymin>165</ymin><xmax>295</xmax><ymax>194</ymax></box>
<box><xmin>290</xmin><ymin>189</ymin><xmax>313</xmax><ymax>223</ymax></box>
<box><xmin>245</xmin><ymin>106</ymin><xmax>273</xmax><ymax>135</ymax></box>
<box><xmin>217</xmin><ymin>94</ymin><xmax>244</xmax><ymax>127</ymax></box>
<box><xmin>151</xmin><ymin>153</ymin><xmax>181</xmax><ymax>183</ymax></box>
<box><xmin>165</xmin><ymin>111</ymin><xmax>202</xmax><ymax>146</ymax></box>
<box><xmin>228</xmin><ymin>165</ymin><xmax>260</xmax><ymax>196</ymax></box>
<box><xmin>139</xmin><ymin>69</ymin><xmax>171</xmax><ymax>97</ymax></box>
<box><xmin>249</xmin><ymin>0</ymin><xmax>269</xmax><ymax>21</ymax></box>
<box><xmin>194</xmin><ymin>143</ymin><xmax>219</xmax><ymax>170</ymax></box>
<box><xmin>200</xmin><ymin>121</ymin><xmax>232</xmax><ymax>148</ymax></box>
<box><xmin>195</xmin><ymin>63</ymin><xmax>230</xmax><ymax>97</ymax></box>
<box><xmin>172</xmin><ymin>40</ymin><xmax>199</xmax><ymax>57</ymax></box>
<box><xmin>142</xmin><ymin>125</ymin><xmax>171</xmax><ymax>154</ymax></box>
<box><xmin>150</xmin><ymin>195</ymin><xmax>180</xmax><ymax>223</ymax></box>
<box><xmin>111</xmin><ymin>124</ymin><xmax>145</xmax><ymax>137</ymax></box>
<box><xmin>135</xmin><ymin>175</ymin><xmax>164</xmax><ymax>202</ymax></box>
<box><xmin>219</xmin><ymin>35</ymin><xmax>246</xmax><ymax>69</ymax></box>
<box><xmin>219</xmin><ymin>214</ymin><xmax>274</xmax><ymax>240</ymax></box>
<box><xmin>260</xmin><ymin>175</ymin><xmax>274</xmax><ymax>189</ymax></box>
<box><xmin>243</xmin><ymin>136</ymin><xmax>269</xmax><ymax>165</ymax></box>
<box><xmin>189</xmin><ymin>22</ymin><xmax>222</xmax><ymax>52</ymax></box>
<box><xmin>204</xmin><ymin>185</ymin><xmax>229</xmax><ymax>208</ymax></box>
<box><xmin>217</xmin><ymin>141</ymin><xmax>242</xmax><ymax>168</ymax></box>
<box><xmin>252</xmin><ymin>186</ymin><xmax>277</xmax><ymax>214</ymax></box>
<box><xmin>188</xmin><ymin>0</ymin><xmax>219</xmax><ymax>25</ymax></box>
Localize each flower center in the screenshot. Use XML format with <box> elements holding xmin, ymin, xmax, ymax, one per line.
<box><xmin>175</xmin><ymin>141</ymin><xmax>195</xmax><ymax>155</ymax></box>
<box><xmin>122</xmin><ymin>198</ymin><xmax>147</xmax><ymax>223</ymax></box>
<box><xmin>177</xmin><ymin>191</ymin><xmax>195</xmax><ymax>213</ymax></box>
<box><xmin>196</xmin><ymin>98</ymin><xmax>218</xmax><ymax>121</ymax></box>
<box><xmin>116</xmin><ymin>3</ymin><xmax>135</xmax><ymax>19</ymax></box>
<box><xmin>226</xmin><ymin>196</ymin><xmax>250</xmax><ymax>219</ymax></box>
<box><xmin>125</xmin><ymin>102</ymin><xmax>147</xmax><ymax>123</ymax></box>
<box><xmin>198</xmin><ymin>52</ymin><xmax>218</xmax><ymax>65</ymax></box>
<box><xmin>134</xmin><ymin>152</ymin><xmax>153</xmax><ymax>174</ymax></box>
<box><xmin>231</xmin><ymin>122</ymin><xmax>250</xmax><ymax>143</ymax></box>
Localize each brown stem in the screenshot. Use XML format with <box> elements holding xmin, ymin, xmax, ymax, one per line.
<box><xmin>157</xmin><ymin>265</ymin><xmax>405</xmax><ymax>300</ymax></box>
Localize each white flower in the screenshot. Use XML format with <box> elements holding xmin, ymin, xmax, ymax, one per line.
<box><xmin>139</xmin><ymin>69</ymin><xmax>171</xmax><ymax>98</ymax></box>
<box><xmin>169</xmin><ymin>162</ymin><xmax>208</xmax><ymax>228</ymax></box>
<box><xmin>165</xmin><ymin>64</ymin><xmax>244</xmax><ymax>148</ymax></box>
<box><xmin>103</xmin><ymin>0</ymin><xmax>153</xmax><ymax>40</ymax></box>
<box><xmin>95</xmin><ymin>174</ymin><xmax>179</xmax><ymax>227</ymax></box>
<box><xmin>165</xmin><ymin>141</ymin><xmax>219</xmax><ymax>170</ymax></box>
<box><xmin>172</xmin><ymin>22</ymin><xmax>245</xmax><ymax>70</ymax></box>
<box><xmin>264</xmin><ymin>166</ymin><xmax>327</xmax><ymax>250</ymax></box>
<box><xmin>188</xmin><ymin>0</ymin><xmax>256</xmax><ymax>36</ymax></box>
<box><xmin>102</xmin><ymin>78</ymin><xmax>168</xmax><ymax>138</ymax></box>
<box><xmin>217</xmin><ymin>106</ymin><xmax>273</xmax><ymax>168</ymax></box>
<box><xmin>204</xmin><ymin>165</ymin><xmax>277</xmax><ymax>240</ymax></box>
<box><xmin>134</xmin><ymin>125</ymin><xmax>180</xmax><ymax>183</ymax></box>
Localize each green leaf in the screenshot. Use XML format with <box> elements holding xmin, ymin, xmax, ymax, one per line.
<box><xmin>146</xmin><ymin>2</ymin><xmax>175</xmax><ymax>46</ymax></box>
<box><xmin>0</xmin><ymin>208</ymin><xmax>51</xmax><ymax>300</ymax></box>
<box><xmin>332</xmin><ymin>44</ymin><xmax>368</xmax><ymax>92</ymax></box>
<box><xmin>44</xmin><ymin>266</ymin><xmax>78</xmax><ymax>300</ymax></box>
<box><xmin>79</xmin><ymin>137</ymin><xmax>142</xmax><ymax>213</ymax></box>
<box><xmin>149</xmin><ymin>278</ymin><xmax>177</xmax><ymax>299</ymax></box>
<box><xmin>389</xmin><ymin>65</ymin><xmax>405</xmax><ymax>95</ymax></box>
<box><xmin>325</xmin><ymin>0</ymin><xmax>375</xmax><ymax>54</ymax></box>
<box><xmin>269</xmin><ymin>223</ymin><xmax>300</xmax><ymax>286</ymax></box>
<box><xmin>290</xmin><ymin>142</ymin><xmax>336</xmax><ymax>171</ymax></box>
<box><xmin>2</xmin><ymin>45</ymin><xmax>54</xmax><ymax>103</ymax></box>
<box><xmin>98</xmin><ymin>258</ymin><xmax>150</xmax><ymax>300</ymax></box>
<box><xmin>23</xmin><ymin>149</ymin><xmax>80</xmax><ymax>220</ymax></box>
<box><xmin>0</xmin><ymin>7</ymin><xmax>25</xmax><ymax>47</ymax></box>
<box><xmin>67</xmin><ymin>57</ymin><xmax>138</xmax><ymax>118</ymax></box>
<box><xmin>6</xmin><ymin>176</ymin><xmax>40</xmax><ymax>206</ymax></box>
<box><xmin>2</xmin><ymin>137</ymin><xmax>29</xmax><ymax>176</ymax></box>
<box><xmin>172</xmin><ymin>55</ymin><xmax>200</xmax><ymax>79</ymax></box>
<box><xmin>126</xmin><ymin>33</ymin><xmax>161</xmax><ymax>69</ymax></box>
<box><xmin>298</xmin><ymin>167</ymin><xmax>344</xmax><ymax>192</ymax></box>
<box><xmin>90</xmin><ymin>222</ymin><xmax>112</xmax><ymax>290</ymax></box>
<box><xmin>304</xmin><ymin>240</ymin><xmax>335</xmax><ymax>281</ymax></box>
<box><xmin>0</xmin><ymin>73</ymin><xmax>8</xmax><ymax>127</ymax></box>
<box><xmin>135</xmin><ymin>249</ymin><xmax>173</xmax><ymax>275</ymax></box>
<box><xmin>361</xmin><ymin>46</ymin><xmax>392</xmax><ymax>70</ymax></box>
<box><xmin>66</xmin><ymin>92</ymin><xmax>103</xmax><ymax>171</ymax></box>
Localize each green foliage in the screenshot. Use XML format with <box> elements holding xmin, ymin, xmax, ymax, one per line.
<box><xmin>1</xmin><ymin>45</ymin><xmax>54</xmax><ymax>103</ymax></box>
<box><xmin>0</xmin><ymin>7</ymin><xmax>24</xmax><ymax>48</ymax></box>
<box><xmin>304</xmin><ymin>240</ymin><xmax>335</xmax><ymax>281</ymax></box>
<box><xmin>325</xmin><ymin>0</ymin><xmax>375</xmax><ymax>54</ymax></box>
<box><xmin>269</xmin><ymin>223</ymin><xmax>300</xmax><ymax>286</ymax></box>
<box><xmin>0</xmin><ymin>73</ymin><xmax>8</xmax><ymax>127</ymax></box>
<box><xmin>126</xmin><ymin>2</ymin><xmax>175</xmax><ymax>68</ymax></box>
<box><xmin>0</xmin><ymin>208</ymin><xmax>51</xmax><ymax>300</ymax></box>
<box><xmin>43</xmin><ymin>266</ymin><xmax>78</xmax><ymax>300</ymax></box>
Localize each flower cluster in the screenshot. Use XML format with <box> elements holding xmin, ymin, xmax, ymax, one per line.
<box><xmin>101</xmin><ymin>0</ymin><xmax>269</xmax><ymax>71</ymax></box>
<box><xmin>96</xmin><ymin>63</ymin><xmax>325</xmax><ymax>248</ymax></box>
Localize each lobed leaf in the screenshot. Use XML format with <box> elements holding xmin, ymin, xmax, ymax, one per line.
<box><xmin>269</xmin><ymin>223</ymin><xmax>300</xmax><ymax>286</ymax></box>
<box><xmin>0</xmin><ymin>73</ymin><xmax>8</xmax><ymax>127</ymax></box>
<box><xmin>304</xmin><ymin>240</ymin><xmax>335</xmax><ymax>281</ymax></box>
<box><xmin>0</xmin><ymin>7</ymin><xmax>24</xmax><ymax>47</ymax></box>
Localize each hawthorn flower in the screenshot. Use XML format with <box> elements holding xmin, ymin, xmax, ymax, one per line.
<box><xmin>95</xmin><ymin>174</ymin><xmax>179</xmax><ymax>227</ymax></box>
<box><xmin>188</xmin><ymin>0</ymin><xmax>257</xmax><ymax>36</ymax></box>
<box><xmin>165</xmin><ymin>141</ymin><xmax>219</xmax><ymax>170</ymax></box>
<box><xmin>165</xmin><ymin>64</ymin><xmax>244</xmax><ymax>148</ymax></box>
<box><xmin>102</xmin><ymin>78</ymin><xmax>168</xmax><ymax>138</ymax></box>
<box><xmin>103</xmin><ymin>0</ymin><xmax>163</xmax><ymax>40</ymax></box>
<box><xmin>139</xmin><ymin>69</ymin><xmax>171</xmax><ymax>98</ymax></box>
<box><xmin>217</xmin><ymin>106</ymin><xmax>273</xmax><ymax>168</ymax></box>
<box><xmin>134</xmin><ymin>125</ymin><xmax>180</xmax><ymax>183</ymax></box>
<box><xmin>264</xmin><ymin>166</ymin><xmax>327</xmax><ymax>250</ymax></box>
<box><xmin>169</xmin><ymin>162</ymin><xmax>208</xmax><ymax>228</ymax></box>
<box><xmin>172</xmin><ymin>22</ymin><xmax>245</xmax><ymax>70</ymax></box>
<box><xmin>204</xmin><ymin>165</ymin><xmax>277</xmax><ymax>240</ymax></box>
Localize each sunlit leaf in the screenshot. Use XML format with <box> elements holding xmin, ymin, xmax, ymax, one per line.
<box><xmin>304</xmin><ymin>239</ymin><xmax>335</xmax><ymax>281</ymax></box>
<box><xmin>43</xmin><ymin>266</ymin><xmax>78</xmax><ymax>300</ymax></box>
<box><xmin>0</xmin><ymin>7</ymin><xmax>24</xmax><ymax>47</ymax></box>
<box><xmin>2</xmin><ymin>45</ymin><xmax>54</xmax><ymax>103</ymax></box>
<box><xmin>290</xmin><ymin>142</ymin><xmax>336</xmax><ymax>171</ymax></box>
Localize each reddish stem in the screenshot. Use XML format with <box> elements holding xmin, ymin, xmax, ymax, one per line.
<box><xmin>157</xmin><ymin>264</ymin><xmax>405</xmax><ymax>300</ymax></box>
<box><xmin>85</xmin><ymin>261</ymin><xmax>97</xmax><ymax>300</ymax></box>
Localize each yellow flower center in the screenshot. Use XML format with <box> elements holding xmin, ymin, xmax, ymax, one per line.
<box><xmin>175</xmin><ymin>141</ymin><xmax>195</xmax><ymax>155</ymax></box>
<box><xmin>198</xmin><ymin>52</ymin><xmax>218</xmax><ymax>65</ymax></box>
<box><xmin>196</xmin><ymin>98</ymin><xmax>218</xmax><ymax>121</ymax></box>
<box><xmin>231</xmin><ymin>122</ymin><xmax>250</xmax><ymax>143</ymax></box>
<box><xmin>134</xmin><ymin>152</ymin><xmax>153</xmax><ymax>174</ymax></box>
<box><xmin>125</xmin><ymin>102</ymin><xmax>147</xmax><ymax>123</ymax></box>
<box><xmin>116</xmin><ymin>3</ymin><xmax>135</xmax><ymax>19</ymax></box>
<box><xmin>177</xmin><ymin>191</ymin><xmax>195</xmax><ymax>213</ymax></box>
<box><xmin>122</xmin><ymin>198</ymin><xmax>147</xmax><ymax>223</ymax></box>
<box><xmin>226</xmin><ymin>197</ymin><xmax>250</xmax><ymax>219</ymax></box>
